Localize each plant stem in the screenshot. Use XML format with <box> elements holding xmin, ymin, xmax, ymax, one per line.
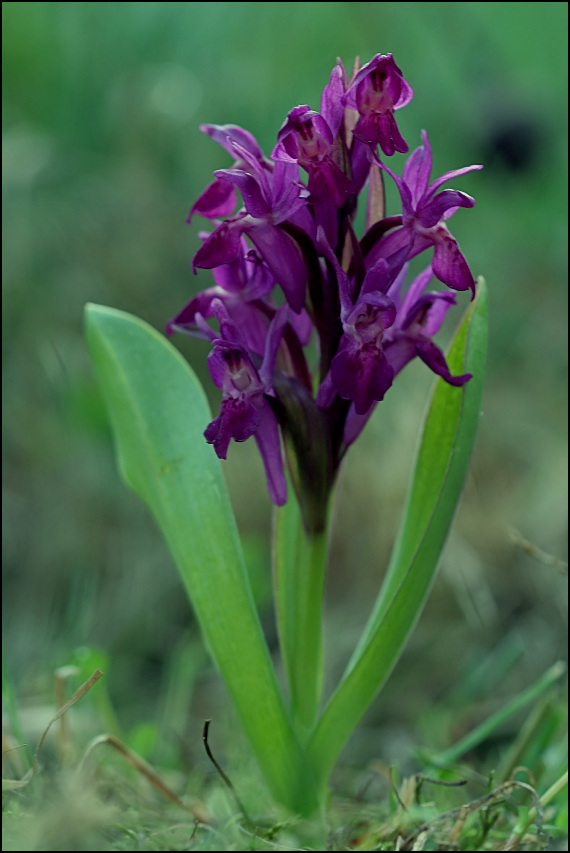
<box><xmin>273</xmin><ymin>494</ymin><xmax>328</xmax><ymax>737</ymax></box>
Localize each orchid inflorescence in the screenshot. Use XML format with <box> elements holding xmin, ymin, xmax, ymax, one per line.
<box><xmin>168</xmin><ymin>53</ymin><xmax>482</xmax><ymax>533</ymax></box>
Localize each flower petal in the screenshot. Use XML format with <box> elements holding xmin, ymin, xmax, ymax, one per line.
<box><xmin>401</xmin><ymin>130</ymin><xmax>432</xmax><ymax>205</ymax></box>
<box><xmin>415</xmin><ymin>339</ymin><xmax>472</xmax><ymax>385</ymax></box>
<box><xmin>403</xmin><ymin>290</ymin><xmax>457</xmax><ymax>337</ymax></box>
<box><xmin>246</xmin><ymin>221</ymin><xmax>307</xmax><ymax>312</ymax></box>
<box><xmin>388</xmin><ymin>265</ymin><xmax>430</xmax><ymax>317</ymax></box>
<box><xmin>320</xmin><ymin>63</ymin><xmax>346</xmax><ymax>138</ymax></box>
<box><xmin>331</xmin><ymin>342</ymin><xmax>394</xmax><ymax>414</ymax></box>
<box><xmin>271</xmin><ymin>160</ymin><xmax>309</xmax><ymax>223</ymax></box>
<box><xmin>417</xmin><ymin>189</ymin><xmax>475</xmax><ymax>228</ymax></box>
<box><xmin>204</xmin><ymin>395</ymin><xmax>261</xmax><ymax>458</ymax></box>
<box><xmin>353</xmin><ymin>111</ymin><xmax>408</xmax><ymax>155</ymax></box>
<box><xmin>306</xmin><ymin>156</ymin><xmax>354</xmax><ymax>206</ymax></box>
<box><xmin>426</xmin><ymin>163</ymin><xmax>483</xmax><ymax>197</ymax></box>
<box><xmin>200</xmin><ymin>123</ymin><xmax>265</xmax><ymax>161</ymax></box>
<box><xmin>431</xmin><ymin>226</ymin><xmax>476</xmax><ymax>295</ymax></box>
<box><xmin>187</xmin><ymin>179</ymin><xmax>237</xmax><ymax>222</ymax></box>
<box><xmin>193</xmin><ymin>216</ymin><xmax>248</xmax><ymax>270</ymax></box>
<box><xmin>214</xmin><ymin>168</ymin><xmax>270</xmax><ymax>218</ymax></box>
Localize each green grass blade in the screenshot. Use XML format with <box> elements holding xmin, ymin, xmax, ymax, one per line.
<box><xmin>307</xmin><ymin>279</ymin><xmax>488</xmax><ymax>787</ymax></box>
<box><xmin>430</xmin><ymin>660</ymin><xmax>566</xmax><ymax>770</ymax></box>
<box><xmin>85</xmin><ymin>304</ymin><xmax>319</xmax><ymax>814</ymax></box>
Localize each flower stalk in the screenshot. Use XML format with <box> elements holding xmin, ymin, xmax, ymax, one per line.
<box><xmin>273</xmin><ymin>491</ymin><xmax>329</xmax><ymax>737</ymax></box>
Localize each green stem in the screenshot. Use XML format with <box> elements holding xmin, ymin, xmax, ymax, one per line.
<box><xmin>273</xmin><ymin>493</ymin><xmax>328</xmax><ymax>736</ymax></box>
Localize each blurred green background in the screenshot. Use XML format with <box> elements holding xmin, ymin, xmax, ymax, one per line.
<box><xmin>3</xmin><ymin>1</ymin><xmax>567</xmax><ymax>776</ymax></box>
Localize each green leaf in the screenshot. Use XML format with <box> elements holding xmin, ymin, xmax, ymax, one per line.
<box><xmin>307</xmin><ymin>279</ymin><xmax>488</xmax><ymax>787</ymax></box>
<box><xmin>85</xmin><ymin>304</ymin><xmax>319</xmax><ymax>814</ymax></box>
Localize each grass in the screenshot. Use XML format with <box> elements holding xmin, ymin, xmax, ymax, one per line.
<box><xmin>2</xmin><ymin>655</ymin><xmax>567</xmax><ymax>850</ymax></box>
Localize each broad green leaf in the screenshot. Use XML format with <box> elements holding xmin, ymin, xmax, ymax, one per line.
<box><xmin>85</xmin><ymin>304</ymin><xmax>319</xmax><ymax>814</ymax></box>
<box><xmin>307</xmin><ymin>279</ymin><xmax>488</xmax><ymax>786</ymax></box>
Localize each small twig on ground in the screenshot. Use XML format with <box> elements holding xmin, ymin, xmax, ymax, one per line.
<box><xmin>202</xmin><ymin>719</ymin><xmax>253</xmax><ymax>825</ymax></box>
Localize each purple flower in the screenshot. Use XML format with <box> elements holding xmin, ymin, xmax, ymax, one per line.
<box><xmin>319</xmin><ymin>63</ymin><xmax>346</xmax><ymax>140</ymax></box>
<box><xmin>384</xmin><ymin>265</ymin><xmax>472</xmax><ymax>385</ymax></box>
<box><xmin>315</xmin><ymin>237</ymin><xmax>398</xmax><ymax>416</ymax></box>
<box><xmin>186</xmin><ymin>124</ymin><xmax>269</xmax><ymax>223</ymax></box>
<box><xmin>199</xmin><ymin>123</ymin><xmax>267</xmax><ymax>160</ymax></box>
<box><xmin>192</xmin><ymin>141</ymin><xmax>311</xmax><ymax>312</ymax></box>
<box><xmin>343</xmin><ymin>53</ymin><xmax>413</xmax><ymax>155</ymax></box>
<box><xmin>166</xmin><ymin>236</ymin><xmax>275</xmax><ymax>355</ymax></box>
<box><xmin>330</xmin><ymin>290</ymin><xmax>396</xmax><ymax>415</ymax></box>
<box><xmin>371</xmin><ymin>130</ymin><xmax>483</xmax><ymax>294</ymax></box>
<box><xmin>341</xmin><ymin>264</ymin><xmax>473</xmax><ymax>448</ymax></box>
<box><xmin>187</xmin><ymin>178</ymin><xmax>238</xmax><ymax>222</ymax></box>
<box><xmin>202</xmin><ymin>299</ymin><xmax>288</xmax><ymax>506</ymax></box>
<box><xmin>272</xmin><ymin>106</ymin><xmax>354</xmax><ymax>207</ymax></box>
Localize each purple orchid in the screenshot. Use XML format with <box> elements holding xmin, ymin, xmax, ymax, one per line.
<box><xmin>202</xmin><ymin>299</ymin><xmax>288</xmax><ymax>506</ymax></box>
<box><xmin>166</xmin><ymin>236</ymin><xmax>275</xmax><ymax>355</ymax></box>
<box><xmin>384</xmin><ymin>264</ymin><xmax>473</xmax><ymax>385</ymax></box>
<box><xmin>369</xmin><ymin>130</ymin><xmax>483</xmax><ymax>294</ymax></box>
<box><xmin>272</xmin><ymin>106</ymin><xmax>354</xmax><ymax>207</ymax></box>
<box><xmin>329</xmin><ymin>286</ymin><xmax>396</xmax><ymax>415</ymax></box>
<box><xmin>192</xmin><ymin>138</ymin><xmax>311</xmax><ymax>313</ymax></box>
<box><xmin>315</xmin><ymin>235</ymin><xmax>398</xmax><ymax>415</ymax></box>
<box><xmin>343</xmin><ymin>53</ymin><xmax>413</xmax><ymax>155</ymax></box>
<box><xmin>341</xmin><ymin>264</ymin><xmax>473</xmax><ymax>449</ymax></box>
<box><xmin>170</xmin><ymin>55</ymin><xmax>481</xmax><ymax>530</ymax></box>
<box><xmin>186</xmin><ymin>124</ymin><xmax>270</xmax><ymax>223</ymax></box>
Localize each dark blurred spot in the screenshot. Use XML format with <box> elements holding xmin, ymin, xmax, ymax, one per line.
<box><xmin>481</xmin><ymin>116</ymin><xmax>542</xmax><ymax>173</ymax></box>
